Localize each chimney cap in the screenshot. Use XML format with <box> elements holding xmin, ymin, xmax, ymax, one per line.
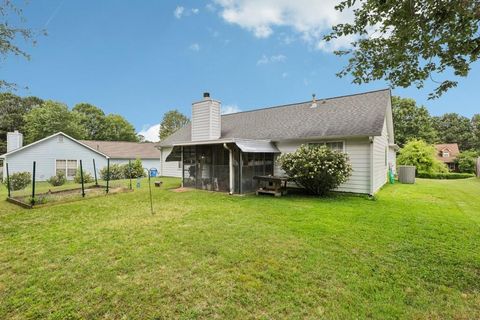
<box><xmin>203</xmin><ymin>92</ymin><xmax>210</xmax><ymax>98</ymax></box>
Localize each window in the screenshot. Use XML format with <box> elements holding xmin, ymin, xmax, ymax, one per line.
<box><xmin>309</xmin><ymin>141</ymin><xmax>344</xmax><ymax>152</ymax></box>
<box><xmin>56</xmin><ymin>160</ymin><xmax>66</xmax><ymax>176</ymax></box>
<box><xmin>56</xmin><ymin>159</ymin><xmax>77</xmax><ymax>177</ymax></box>
<box><xmin>443</xmin><ymin>151</ymin><xmax>450</xmax><ymax>157</ymax></box>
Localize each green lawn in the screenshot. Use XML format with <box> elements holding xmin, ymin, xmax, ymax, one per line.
<box><xmin>0</xmin><ymin>178</ymin><xmax>479</xmax><ymax>319</ymax></box>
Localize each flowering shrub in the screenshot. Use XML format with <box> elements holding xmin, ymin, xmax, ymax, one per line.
<box><xmin>6</xmin><ymin>172</ymin><xmax>31</xmax><ymax>191</ymax></box>
<box><xmin>47</xmin><ymin>172</ymin><xmax>67</xmax><ymax>186</ymax></box>
<box><xmin>277</xmin><ymin>144</ymin><xmax>353</xmax><ymax>196</ymax></box>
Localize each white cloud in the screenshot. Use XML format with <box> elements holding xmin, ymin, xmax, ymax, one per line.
<box><xmin>213</xmin><ymin>0</ymin><xmax>358</xmax><ymax>51</ymax></box>
<box><xmin>222</xmin><ymin>105</ymin><xmax>241</xmax><ymax>114</ymax></box>
<box><xmin>206</xmin><ymin>3</ymin><xmax>217</xmax><ymax>12</ymax></box>
<box><xmin>257</xmin><ymin>54</ymin><xmax>286</xmax><ymax>65</ymax></box>
<box><xmin>174</xmin><ymin>6</ymin><xmax>185</xmax><ymax>19</ymax></box>
<box><xmin>189</xmin><ymin>43</ymin><xmax>200</xmax><ymax>51</ymax></box>
<box><xmin>174</xmin><ymin>6</ymin><xmax>199</xmax><ymax>18</ymax></box>
<box><xmin>138</xmin><ymin>124</ymin><xmax>160</xmax><ymax>142</ymax></box>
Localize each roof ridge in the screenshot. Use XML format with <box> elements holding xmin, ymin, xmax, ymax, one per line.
<box><xmin>80</xmin><ymin>140</ymin><xmax>154</xmax><ymax>144</ymax></box>
<box><xmin>221</xmin><ymin>88</ymin><xmax>390</xmax><ymax>116</ymax></box>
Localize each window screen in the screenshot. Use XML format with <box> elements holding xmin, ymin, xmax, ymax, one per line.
<box><xmin>309</xmin><ymin>141</ymin><xmax>344</xmax><ymax>152</ymax></box>
<box><xmin>67</xmin><ymin>160</ymin><xmax>77</xmax><ymax>177</ymax></box>
<box><xmin>56</xmin><ymin>160</ymin><xmax>66</xmax><ymax>176</ymax></box>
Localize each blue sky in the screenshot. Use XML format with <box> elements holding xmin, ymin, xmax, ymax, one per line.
<box><xmin>3</xmin><ymin>0</ymin><xmax>479</xmax><ymax>141</ymax></box>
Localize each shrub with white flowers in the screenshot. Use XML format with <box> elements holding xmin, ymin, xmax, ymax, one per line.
<box><xmin>277</xmin><ymin>144</ymin><xmax>353</xmax><ymax>196</ymax></box>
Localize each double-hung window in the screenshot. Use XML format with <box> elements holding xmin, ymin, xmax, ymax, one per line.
<box><xmin>56</xmin><ymin>159</ymin><xmax>78</xmax><ymax>178</ymax></box>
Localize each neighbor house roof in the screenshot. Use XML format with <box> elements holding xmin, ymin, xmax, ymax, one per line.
<box><xmin>158</xmin><ymin>89</ymin><xmax>391</xmax><ymax>147</ymax></box>
<box><xmin>435</xmin><ymin>143</ymin><xmax>460</xmax><ymax>163</ymax></box>
<box><xmin>79</xmin><ymin>140</ymin><xmax>160</xmax><ymax>159</ymax></box>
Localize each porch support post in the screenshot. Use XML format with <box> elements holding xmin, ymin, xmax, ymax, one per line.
<box><xmin>223</xmin><ymin>143</ymin><xmax>234</xmax><ymax>194</ymax></box>
<box><xmin>180</xmin><ymin>146</ymin><xmax>184</xmax><ymax>187</ymax></box>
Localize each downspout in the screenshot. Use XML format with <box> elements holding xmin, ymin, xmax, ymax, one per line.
<box><xmin>369</xmin><ymin>136</ymin><xmax>374</xmax><ymax>196</ymax></box>
<box><xmin>223</xmin><ymin>143</ymin><xmax>234</xmax><ymax>194</ymax></box>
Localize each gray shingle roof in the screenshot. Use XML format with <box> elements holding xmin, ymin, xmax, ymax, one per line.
<box><xmin>79</xmin><ymin>140</ymin><xmax>160</xmax><ymax>159</ymax></box>
<box><xmin>159</xmin><ymin>89</ymin><xmax>391</xmax><ymax>147</ymax></box>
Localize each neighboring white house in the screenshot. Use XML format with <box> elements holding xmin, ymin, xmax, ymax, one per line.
<box><xmin>0</xmin><ymin>132</ymin><xmax>161</xmax><ymax>181</ymax></box>
<box><xmin>158</xmin><ymin>89</ymin><xmax>398</xmax><ymax>195</ymax></box>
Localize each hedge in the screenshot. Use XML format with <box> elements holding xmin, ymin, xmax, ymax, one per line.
<box><xmin>417</xmin><ymin>171</ymin><xmax>475</xmax><ymax>179</ymax></box>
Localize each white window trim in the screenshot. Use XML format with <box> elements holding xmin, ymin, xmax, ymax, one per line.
<box><xmin>54</xmin><ymin>159</ymin><xmax>78</xmax><ymax>178</ymax></box>
<box><xmin>307</xmin><ymin>140</ymin><xmax>346</xmax><ymax>153</ymax></box>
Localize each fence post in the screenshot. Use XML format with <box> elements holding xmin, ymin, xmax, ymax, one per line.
<box><xmin>31</xmin><ymin>161</ymin><xmax>36</xmax><ymax>205</ymax></box>
<box><xmin>93</xmin><ymin>159</ymin><xmax>98</xmax><ymax>186</ymax></box>
<box><xmin>129</xmin><ymin>159</ymin><xmax>132</xmax><ymax>190</ymax></box>
<box><xmin>148</xmin><ymin>169</ymin><xmax>153</xmax><ymax>214</ymax></box>
<box><xmin>80</xmin><ymin>160</ymin><xmax>85</xmax><ymax>197</ymax></box>
<box><xmin>6</xmin><ymin>163</ymin><xmax>11</xmax><ymax>198</ymax></box>
<box><xmin>106</xmin><ymin>158</ymin><xmax>110</xmax><ymax>194</ymax></box>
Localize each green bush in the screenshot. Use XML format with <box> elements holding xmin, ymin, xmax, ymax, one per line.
<box><xmin>417</xmin><ymin>171</ymin><xmax>475</xmax><ymax>179</ymax></box>
<box><xmin>100</xmin><ymin>164</ymin><xmax>123</xmax><ymax>180</ymax></box>
<box><xmin>47</xmin><ymin>172</ymin><xmax>67</xmax><ymax>186</ymax></box>
<box><xmin>397</xmin><ymin>139</ymin><xmax>448</xmax><ymax>173</ymax></box>
<box><xmin>455</xmin><ymin>150</ymin><xmax>479</xmax><ymax>173</ymax></box>
<box><xmin>7</xmin><ymin>172</ymin><xmax>31</xmax><ymax>191</ymax></box>
<box><xmin>122</xmin><ymin>159</ymin><xmax>145</xmax><ymax>179</ymax></box>
<box><xmin>277</xmin><ymin>144</ymin><xmax>353</xmax><ymax>196</ymax></box>
<box><xmin>74</xmin><ymin>170</ymin><xmax>94</xmax><ymax>184</ymax></box>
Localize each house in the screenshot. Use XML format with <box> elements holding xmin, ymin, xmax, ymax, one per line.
<box><xmin>0</xmin><ymin>131</ymin><xmax>160</xmax><ymax>181</ymax></box>
<box><xmin>435</xmin><ymin>143</ymin><xmax>460</xmax><ymax>171</ymax></box>
<box><xmin>158</xmin><ymin>89</ymin><xmax>398</xmax><ymax>195</ymax></box>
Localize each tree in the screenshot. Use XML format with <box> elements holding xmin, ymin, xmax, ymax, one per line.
<box><xmin>397</xmin><ymin>140</ymin><xmax>448</xmax><ymax>173</ymax></box>
<box><xmin>1</xmin><ymin>1</ymin><xmax>42</xmax><ymax>90</ymax></box>
<box><xmin>392</xmin><ymin>96</ymin><xmax>438</xmax><ymax>147</ymax></box>
<box><xmin>72</xmin><ymin>103</ymin><xmax>106</xmax><ymax>140</ymax></box>
<box><xmin>23</xmin><ymin>100</ymin><xmax>86</xmax><ymax>143</ymax></box>
<box><xmin>433</xmin><ymin>113</ymin><xmax>476</xmax><ymax>150</ymax></box>
<box><xmin>159</xmin><ymin>110</ymin><xmax>189</xmax><ymax>140</ymax></box>
<box><xmin>0</xmin><ymin>93</ymin><xmax>43</xmax><ymax>153</ymax></box>
<box><xmin>277</xmin><ymin>144</ymin><xmax>353</xmax><ymax>196</ymax></box>
<box><xmin>326</xmin><ymin>0</ymin><xmax>480</xmax><ymax>98</ymax></box>
<box><xmin>455</xmin><ymin>150</ymin><xmax>479</xmax><ymax>173</ymax></box>
<box><xmin>472</xmin><ymin>114</ymin><xmax>480</xmax><ymax>151</ymax></box>
<box><xmin>103</xmin><ymin>114</ymin><xmax>138</xmax><ymax>142</ymax></box>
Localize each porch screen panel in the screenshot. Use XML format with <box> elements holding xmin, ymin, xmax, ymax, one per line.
<box><xmin>183</xmin><ymin>146</ymin><xmax>196</xmax><ymax>188</ymax></box>
<box><xmin>211</xmin><ymin>145</ymin><xmax>230</xmax><ymax>192</ymax></box>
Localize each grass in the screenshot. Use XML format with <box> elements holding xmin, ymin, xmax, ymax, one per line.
<box><xmin>0</xmin><ymin>177</ymin><xmax>479</xmax><ymax>319</ymax></box>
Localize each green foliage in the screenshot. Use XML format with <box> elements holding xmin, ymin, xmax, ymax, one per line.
<box><xmin>455</xmin><ymin>150</ymin><xmax>479</xmax><ymax>174</ymax></box>
<box><xmin>471</xmin><ymin>114</ymin><xmax>480</xmax><ymax>151</ymax></box>
<box><xmin>103</xmin><ymin>114</ymin><xmax>138</xmax><ymax>142</ymax></box>
<box><xmin>277</xmin><ymin>144</ymin><xmax>352</xmax><ymax>196</ymax></box>
<box><xmin>47</xmin><ymin>172</ymin><xmax>67</xmax><ymax>186</ymax></box>
<box><xmin>122</xmin><ymin>159</ymin><xmax>145</xmax><ymax>179</ymax></box>
<box><xmin>159</xmin><ymin>110</ymin><xmax>190</xmax><ymax>140</ymax></box>
<box><xmin>433</xmin><ymin>113</ymin><xmax>476</xmax><ymax>151</ymax></box>
<box><xmin>0</xmin><ymin>1</ymin><xmax>40</xmax><ymax>90</ymax></box>
<box><xmin>0</xmin><ymin>93</ymin><xmax>44</xmax><ymax>154</ymax></box>
<box><xmin>397</xmin><ymin>140</ymin><xmax>448</xmax><ymax>174</ymax></box>
<box><xmin>72</xmin><ymin>103</ymin><xmax>107</xmax><ymax>140</ymax></box>
<box><xmin>100</xmin><ymin>164</ymin><xmax>123</xmax><ymax>180</ymax></box>
<box><xmin>74</xmin><ymin>171</ymin><xmax>94</xmax><ymax>184</ymax></box>
<box><xmin>326</xmin><ymin>0</ymin><xmax>480</xmax><ymax>98</ymax></box>
<box><xmin>392</xmin><ymin>96</ymin><xmax>437</xmax><ymax>147</ymax></box>
<box><xmin>7</xmin><ymin>172</ymin><xmax>32</xmax><ymax>191</ymax></box>
<box><xmin>23</xmin><ymin>100</ymin><xmax>86</xmax><ymax>144</ymax></box>
<box><xmin>417</xmin><ymin>172</ymin><xmax>475</xmax><ymax>179</ymax></box>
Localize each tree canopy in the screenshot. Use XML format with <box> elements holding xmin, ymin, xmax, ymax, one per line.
<box><xmin>103</xmin><ymin>114</ymin><xmax>138</xmax><ymax>142</ymax></box>
<box><xmin>159</xmin><ymin>110</ymin><xmax>190</xmax><ymax>140</ymax></box>
<box><xmin>1</xmin><ymin>1</ymin><xmax>42</xmax><ymax>90</ymax></box>
<box><xmin>397</xmin><ymin>140</ymin><xmax>448</xmax><ymax>173</ymax></box>
<box><xmin>0</xmin><ymin>93</ymin><xmax>43</xmax><ymax>153</ymax></box>
<box><xmin>23</xmin><ymin>100</ymin><xmax>86</xmax><ymax>143</ymax></box>
<box><xmin>433</xmin><ymin>113</ymin><xmax>477</xmax><ymax>151</ymax></box>
<box><xmin>392</xmin><ymin>96</ymin><xmax>437</xmax><ymax>147</ymax></box>
<box><xmin>72</xmin><ymin>103</ymin><xmax>106</xmax><ymax>140</ymax></box>
<box><xmin>326</xmin><ymin>0</ymin><xmax>480</xmax><ymax>98</ymax></box>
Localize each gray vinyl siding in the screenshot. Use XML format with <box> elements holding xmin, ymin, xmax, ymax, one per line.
<box><xmin>191</xmin><ymin>100</ymin><xmax>221</xmax><ymax>141</ymax></box>
<box><xmin>274</xmin><ymin>138</ymin><xmax>371</xmax><ymax>194</ymax></box>
<box><xmin>388</xmin><ymin>147</ymin><xmax>397</xmax><ymax>174</ymax></box>
<box><xmin>160</xmin><ymin>147</ymin><xmax>182</xmax><ymax>177</ymax></box>
<box><xmin>4</xmin><ymin>135</ymin><xmax>107</xmax><ymax>181</ymax></box>
<box><xmin>372</xmin><ymin>120</ymin><xmax>389</xmax><ymax>193</ymax></box>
